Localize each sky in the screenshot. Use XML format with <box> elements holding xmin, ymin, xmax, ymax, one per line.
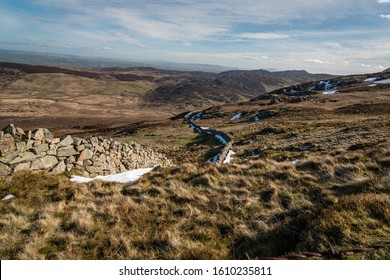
<box><xmin>0</xmin><ymin>0</ymin><xmax>389</xmax><ymax>74</ymax></box>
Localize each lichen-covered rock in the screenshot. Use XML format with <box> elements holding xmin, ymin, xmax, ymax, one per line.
<box><xmin>0</xmin><ymin>134</ymin><xmax>15</xmax><ymax>156</ymax></box>
<box><xmin>43</xmin><ymin>129</ymin><xmax>53</xmax><ymax>141</ymax></box>
<box><xmin>57</xmin><ymin>135</ymin><xmax>73</xmax><ymax>148</ymax></box>
<box><xmin>33</xmin><ymin>143</ymin><xmax>49</xmax><ymax>154</ymax></box>
<box><xmin>14</xmin><ymin>162</ymin><xmax>31</xmax><ymax>172</ymax></box>
<box><xmin>0</xmin><ymin>150</ymin><xmax>20</xmax><ymax>164</ymax></box>
<box><xmin>77</xmin><ymin>149</ymin><xmax>93</xmax><ymax>161</ymax></box>
<box><xmin>0</xmin><ymin>162</ymin><xmax>13</xmax><ymax>175</ymax></box>
<box><xmin>75</xmin><ymin>144</ymin><xmax>85</xmax><ymax>152</ymax></box>
<box><xmin>10</xmin><ymin>152</ymin><xmax>37</xmax><ymax>164</ymax></box>
<box><xmin>16</xmin><ymin>142</ymin><xmax>27</xmax><ymax>152</ymax></box>
<box><xmin>57</xmin><ymin>147</ymin><xmax>78</xmax><ymax>157</ymax></box>
<box><xmin>31</xmin><ymin>128</ymin><xmax>46</xmax><ymax>141</ymax></box>
<box><xmin>86</xmin><ymin>166</ymin><xmax>103</xmax><ymax>174</ymax></box>
<box><xmin>51</xmin><ymin>161</ymin><xmax>66</xmax><ymax>174</ymax></box>
<box><xmin>30</xmin><ymin>156</ymin><xmax>58</xmax><ymax>170</ymax></box>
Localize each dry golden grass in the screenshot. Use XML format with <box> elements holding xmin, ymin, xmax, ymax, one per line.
<box><xmin>1</xmin><ymin>141</ymin><xmax>389</xmax><ymax>259</ymax></box>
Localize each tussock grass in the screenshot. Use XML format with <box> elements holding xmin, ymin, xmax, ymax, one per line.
<box><xmin>0</xmin><ymin>142</ymin><xmax>389</xmax><ymax>259</ymax></box>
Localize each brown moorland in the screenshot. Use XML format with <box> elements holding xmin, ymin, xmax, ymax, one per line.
<box><xmin>0</xmin><ymin>64</ymin><xmax>389</xmax><ymax>259</ymax></box>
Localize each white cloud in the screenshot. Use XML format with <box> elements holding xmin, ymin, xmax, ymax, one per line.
<box><xmin>324</xmin><ymin>42</ymin><xmax>342</xmax><ymax>48</ymax></box>
<box><xmin>3</xmin><ymin>1</ymin><xmax>390</xmax><ymax>75</ymax></box>
<box><xmin>304</xmin><ymin>59</ymin><xmax>333</xmax><ymax>64</ymax></box>
<box><xmin>235</xmin><ymin>32</ymin><xmax>289</xmax><ymax>40</ymax></box>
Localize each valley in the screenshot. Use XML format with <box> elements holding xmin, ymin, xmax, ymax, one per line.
<box><xmin>0</xmin><ymin>62</ymin><xmax>333</xmax><ymax>133</ymax></box>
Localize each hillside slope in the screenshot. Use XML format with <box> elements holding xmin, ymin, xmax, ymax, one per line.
<box><xmin>0</xmin><ymin>70</ymin><xmax>389</xmax><ymax>260</ymax></box>
<box><xmin>0</xmin><ymin>62</ymin><xmax>333</xmax><ymax>132</ymax></box>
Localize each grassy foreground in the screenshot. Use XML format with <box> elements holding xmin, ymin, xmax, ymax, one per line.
<box><xmin>1</xmin><ymin>141</ymin><xmax>389</xmax><ymax>259</ymax></box>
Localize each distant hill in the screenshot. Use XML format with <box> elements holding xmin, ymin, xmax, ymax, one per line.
<box><xmin>146</xmin><ymin>69</ymin><xmax>335</xmax><ymax>108</ymax></box>
<box><xmin>214</xmin><ymin>69</ymin><xmax>334</xmax><ymax>93</ymax></box>
<box><xmin>0</xmin><ymin>61</ymin><xmax>336</xmax><ymax>111</ymax></box>
<box><xmin>0</xmin><ymin>49</ymin><xmax>235</xmax><ymax>73</ymax></box>
<box><xmin>384</xmin><ymin>68</ymin><xmax>390</xmax><ymax>73</ymax></box>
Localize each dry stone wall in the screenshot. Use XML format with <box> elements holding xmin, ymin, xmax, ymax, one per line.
<box><xmin>0</xmin><ymin>124</ymin><xmax>171</xmax><ymax>176</ymax></box>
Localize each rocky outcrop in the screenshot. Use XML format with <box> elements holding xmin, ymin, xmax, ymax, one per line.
<box><xmin>0</xmin><ymin>124</ymin><xmax>171</xmax><ymax>177</ymax></box>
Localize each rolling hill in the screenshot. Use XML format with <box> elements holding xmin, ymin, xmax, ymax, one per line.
<box><xmin>0</xmin><ymin>62</ymin><xmax>334</xmax><ymax>132</ymax></box>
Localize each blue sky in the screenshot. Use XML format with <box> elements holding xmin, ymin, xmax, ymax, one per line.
<box><xmin>0</xmin><ymin>0</ymin><xmax>389</xmax><ymax>74</ymax></box>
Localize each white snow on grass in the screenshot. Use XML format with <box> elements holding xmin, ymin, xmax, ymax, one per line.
<box><xmin>368</xmin><ymin>84</ymin><xmax>377</xmax><ymax>87</ymax></box>
<box><xmin>215</xmin><ymin>134</ymin><xmax>228</xmax><ymax>145</ymax></box>
<box><xmin>70</xmin><ymin>168</ymin><xmax>154</xmax><ymax>184</ymax></box>
<box><xmin>2</xmin><ymin>194</ymin><xmax>15</xmax><ymax>201</ymax></box>
<box><xmin>375</xmin><ymin>78</ymin><xmax>390</xmax><ymax>84</ymax></box>
<box><xmin>201</xmin><ymin>127</ymin><xmax>209</xmax><ymax>130</ymax></box>
<box><xmin>323</xmin><ymin>90</ymin><xmax>339</xmax><ymax>95</ymax></box>
<box><xmin>365</xmin><ymin>77</ymin><xmax>379</xmax><ymax>82</ymax></box>
<box><xmin>291</xmin><ymin>159</ymin><xmax>299</xmax><ymax>164</ymax></box>
<box><xmin>223</xmin><ymin>150</ymin><xmax>236</xmax><ymax>164</ymax></box>
<box><xmin>229</xmin><ymin>112</ymin><xmax>242</xmax><ymax>120</ymax></box>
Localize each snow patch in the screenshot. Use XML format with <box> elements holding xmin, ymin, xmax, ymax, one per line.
<box><xmin>209</xmin><ymin>153</ymin><xmax>220</xmax><ymax>165</ymax></box>
<box><xmin>2</xmin><ymin>194</ymin><xmax>15</xmax><ymax>201</ymax></box>
<box><xmin>320</xmin><ymin>81</ymin><xmax>334</xmax><ymax>90</ymax></box>
<box><xmin>223</xmin><ymin>150</ymin><xmax>236</xmax><ymax>164</ymax></box>
<box><xmin>288</xmin><ymin>88</ymin><xmax>299</xmax><ymax>93</ymax></box>
<box><xmin>365</xmin><ymin>77</ymin><xmax>379</xmax><ymax>82</ymax></box>
<box><xmin>368</xmin><ymin>84</ymin><xmax>377</xmax><ymax>87</ymax></box>
<box><xmin>215</xmin><ymin>134</ymin><xmax>228</xmax><ymax>145</ymax></box>
<box><xmin>191</xmin><ymin>112</ymin><xmax>203</xmax><ymax>121</ymax></box>
<box><xmin>200</xmin><ymin>127</ymin><xmax>209</xmax><ymax>130</ymax></box>
<box><xmin>308</xmin><ymin>86</ymin><xmax>317</xmax><ymax>91</ymax></box>
<box><xmin>323</xmin><ymin>90</ymin><xmax>339</xmax><ymax>95</ymax></box>
<box><xmin>375</xmin><ymin>78</ymin><xmax>390</xmax><ymax>84</ymax></box>
<box><xmin>229</xmin><ymin>112</ymin><xmax>242</xmax><ymax>121</ymax></box>
<box><xmin>291</xmin><ymin>159</ymin><xmax>299</xmax><ymax>164</ymax></box>
<box><xmin>70</xmin><ymin>168</ymin><xmax>154</xmax><ymax>184</ymax></box>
